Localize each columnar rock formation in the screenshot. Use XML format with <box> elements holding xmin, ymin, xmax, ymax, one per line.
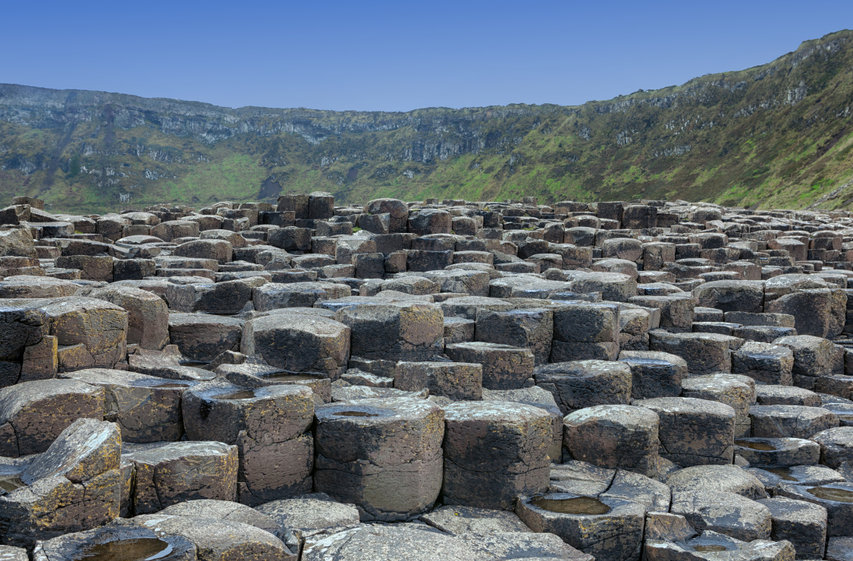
<box><xmin>0</xmin><ymin>192</ymin><xmax>852</xmax><ymax>559</ymax></box>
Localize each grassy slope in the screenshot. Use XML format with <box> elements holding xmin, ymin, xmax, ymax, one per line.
<box><xmin>1</xmin><ymin>31</ymin><xmax>853</xmax><ymax>213</ymax></box>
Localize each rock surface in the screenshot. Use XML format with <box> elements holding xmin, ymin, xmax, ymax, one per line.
<box><xmin>0</xmin><ymin>193</ymin><xmax>851</xmax><ymax>557</ymax></box>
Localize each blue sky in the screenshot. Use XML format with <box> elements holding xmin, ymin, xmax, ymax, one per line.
<box><xmin>2</xmin><ymin>0</ymin><xmax>852</xmax><ymax>111</ymax></box>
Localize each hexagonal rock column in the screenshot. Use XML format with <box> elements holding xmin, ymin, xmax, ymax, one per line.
<box><xmin>667</xmin><ymin>464</ymin><xmax>767</xmax><ymax>500</ymax></box>
<box><xmin>168</xmin><ymin>312</ymin><xmax>243</xmax><ymax>363</ymax></box>
<box><xmin>756</xmin><ymin>496</ymin><xmax>828</xmax><ymax>559</ymax></box>
<box><xmin>734</xmin><ymin>437</ymin><xmax>820</xmax><ymax>467</ymax></box>
<box><xmin>634</xmin><ymin>397</ymin><xmax>736</xmax><ymax>466</ymax></box>
<box><xmin>667</xmin><ymin>466</ymin><xmax>771</xmax><ymax>542</ymax></box>
<box><xmin>481</xmin><ymin>386</ymin><xmax>564</xmax><ymax>462</ymax></box>
<box><xmin>61</xmin><ymin>368</ymin><xmax>190</xmax><ymax>443</ymax></box>
<box><xmin>563</xmin><ymin>405</ymin><xmax>660</xmax><ymax>477</ymax></box>
<box><xmin>253</xmin><ymin>281</ymin><xmax>351</xmax><ymax>311</ymax></box>
<box><xmin>41</xmin><ymin>297</ymin><xmax>129</xmax><ymax>370</ymax></box>
<box><xmin>393</xmin><ymin>361</ymin><xmax>483</xmax><ymax>400</ymax></box>
<box><xmin>150</xmin><ymin>501</ymin><xmax>298</xmax><ymax>557</ymax></box>
<box><xmin>776</xmin><ymin>481</ymin><xmax>853</xmax><ymax>537</ymax></box>
<box><xmin>423</xmin><ymin>269</ymin><xmax>491</xmax><ymax>297</ymax></box>
<box><xmin>0</xmin><ymin>418</ymin><xmax>122</xmax><ymax>548</ymax></box>
<box><xmin>242</xmin><ymin>311</ymin><xmax>350</xmax><ymax>378</ymax></box>
<box><xmin>550</xmin><ymin>301</ymin><xmax>620</xmax><ymax>361</ymax></box>
<box><xmin>649</xmin><ymin>330</ymin><xmax>743</xmax><ymax>374</ymax></box>
<box><xmin>749</xmin><ymin>404</ymin><xmax>839</xmax><ymax>439</ymax></box>
<box><xmin>173</xmin><ymin>238</ymin><xmax>233</xmax><ymax>263</ymax></box>
<box><xmin>693</xmin><ymin>280</ymin><xmax>765</xmax><ymax>313</ymax></box>
<box><xmin>731</xmin><ymin>341</ymin><xmax>794</xmax><ymax>385</ymax></box>
<box><xmin>55</xmin><ymin>254</ymin><xmax>114</xmax><ymax>282</ymax></box>
<box><xmin>629</xmin><ymin>293</ymin><xmax>694</xmax><ymax>332</ymax></box>
<box><xmin>534</xmin><ymin>360</ymin><xmax>632</xmax><ymax>415</ymax></box>
<box><xmin>89</xmin><ymin>285</ymin><xmax>169</xmax><ymax>350</ymax></box>
<box><xmin>408</xmin><ymin>208</ymin><xmax>452</xmax><ymax>235</ymax></box>
<box><xmin>336</xmin><ymin>302</ymin><xmax>444</xmax><ymax>362</ymax></box>
<box><xmin>314</xmin><ymin>398</ymin><xmax>444</xmax><ymax>520</ymax></box>
<box><xmin>516</xmin><ymin>492</ymin><xmax>645</xmax><ymax>561</ymax></box>
<box><xmin>0</xmin><ymin>275</ymin><xmax>78</xmax><ymax>298</ymax></box>
<box><xmin>0</xmin><ymin>378</ymin><xmax>105</xmax><ymax>456</ymax></box>
<box><xmin>811</xmin><ymin>426</ymin><xmax>853</xmax><ymax>469</ymax></box>
<box><xmin>601</xmin><ymin>469</ymin><xmax>670</xmax><ymax>512</ymax></box>
<box><xmin>442</xmin><ymin>401</ymin><xmax>551</xmax><ymax>510</ymax></box>
<box><xmin>618</xmin><ymin>350</ymin><xmax>686</xmax><ymax>399</ymax></box>
<box><xmin>151</xmin><ymin>219</ymin><xmax>199</xmax><ymax>241</ymax></box>
<box><xmin>122</xmin><ymin>440</ymin><xmax>238</xmax><ymax>514</ymax></box>
<box><xmin>0</xmin><ymin>299</ymin><xmax>54</xmax><ymax>387</ymax></box>
<box><xmin>619</xmin><ymin>305</ymin><xmax>660</xmax><ymax>351</ymax></box>
<box><xmin>765</xmin><ymin>281</ymin><xmax>846</xmax><ymax>338</ymax></box>
<box><xmin>566</xmin><ymin>270</ymin><xmax>638</xmax><ymax>302</ymax></box>
<box><xmin>446</xmin><ymin>342</ymin><xmax>534</xmax><ymax>389</ymax></box>
<box><xmin>363</xmin><ymin>198</ymin><xmax>409</xmax><ymax>233</ymax></box>
<box><xmin>182</xmin><ymin>381</ymin><xmax>315</xmax><ymax>505</ymax></box>
<box><xmin>681</xmin><ymin>373</ymin><xmax>756</xmax><ymax>438</ymax></box>
<box><xmin>773</xmin><ymin>335</ymin><xmax>844</xmax><ymax>390</ymax></box>
<box><xmin>474</xmin><ymin>308</ymin><xmax>553</xmax><ymax>365</ymax></box>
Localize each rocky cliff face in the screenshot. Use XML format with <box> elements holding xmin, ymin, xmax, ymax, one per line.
<box><xmin>1</xmin><ymin>30</ymin><xmax>852</xmax><ymax>213</ymax></box>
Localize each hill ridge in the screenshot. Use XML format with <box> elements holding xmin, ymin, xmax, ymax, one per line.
<box><xmin>1</xmin><ymin>29</ymin><xmax>852</xmax><ymax>213</ymax></box>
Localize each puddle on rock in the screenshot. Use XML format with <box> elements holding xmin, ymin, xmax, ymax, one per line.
<box><xmin>0</xmin><ymin>475</ymin><xmax>25</xmax><ymax>493</ymax></box>
<box><xmin>530</xmin><ymin>495</ymin><xmax>611</xmax><ymax>515</ymax></box>
<box><xmin>767</xmin><ymin>467</ymin><xmax>797</xmax><ymax>481</ymax></box>
<box><xmin>76</xmin><ymin>538</ymin><xmax>172</xmax><ymax>561</ymax></box>
<box><xmin>808</xmin><ymin>486</ymin><xmax>853</xmax><ymax>503</ymax></box>
<box><xmin>334</xmin><ymin>410</ymin><xmax>379</xmax><ymax>417</ymax></box>
<box><xmin>735</xmin><ymin>439</ymin><xmax>777</xmax><ymax>451</ymax></box>
<box><xmin>151</xmin><ymin>383</ymin><xmax>190</xmax><ymax>389</ymax></box>
<box><xmin>214</xmin><ymin>389</ymin><xmax>256</xmax><ymax>400</ymax></box>
<box><xmin>264</xmin><ymin>373</ymin><xmax>322</xmax><ymax>383</ymax></box>
<box><xmin>179</xmin><ymin>360</ymin><xmax>208</xmax><ymax>367</ymax></box>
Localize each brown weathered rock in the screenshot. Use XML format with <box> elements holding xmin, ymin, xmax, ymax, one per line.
<box><xmin>242</xmin><ymin>311</ymin><xmax>350</xmax><ymax>378</ymax></box>
<box><xmin>0</xmin><ymin>378</ymin><xmax>105</xmax><ymax>456</ymax></box>
<box><xmin>314</xmin><ymin>398</ymin><xmax>444</xmax><ymax>520</ymax></box>
<box><xmin>122</xmin><ymin>440</ymin><xmax>238</xmax><ymax>514</ymax></box>
<box><xmin>0</xmin><ymin>418</ymin><xmax>122</xmax><ymax>547</ymax></box>
<box><xmin>182</xmin><ymin>381</ymin><xmax>315</xmax><ymax>505</ymax></box>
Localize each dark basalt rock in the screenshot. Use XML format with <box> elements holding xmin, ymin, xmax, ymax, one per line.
<box><xmin>0</xmin><ymin>193</ymin><xmax>852</xmax><ymax>557</ymax></box>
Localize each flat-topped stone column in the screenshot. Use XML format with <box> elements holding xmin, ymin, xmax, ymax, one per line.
<box><xmin>563</xmin><ymin>404</ymin><xmax>660</xmax><ymax>477</ymax></box>
<box><xmin>446</xmin><ymin>341</ymin><xmax>534</xmax><ymax>389</ymax></box>
<box><xmin>442</xmin><ymin>400</ymin><xmax>551</xmax><ymax>509</ymax></box>
<box><xmin>534</xmin><ymin>360</ymin><xmax>632</xmax><ymax>415</ymax></box>
<box><xmin>314</xmin><ymin>397</ymin><xmax>444</xmax><ymax>520</ymax></box>
<box><xmin>516</xmin><ymin>492</ymin><xmax>646</xmax><ymax>561</ymax></box>
<box><xmin>181</xmin><ymin>381</ymin><xmax>315</xmax><ymax>504</ymax></box>
<box><xmin>634</xmin><ymin>397</ymin><xmax>736</xmax><ymax>466</ymax></box>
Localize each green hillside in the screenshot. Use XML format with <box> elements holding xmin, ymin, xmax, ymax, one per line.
<box><xmin>1</xmin><ymin>30</ymin><xmax>853</xmax><ymax>213</ymax></box>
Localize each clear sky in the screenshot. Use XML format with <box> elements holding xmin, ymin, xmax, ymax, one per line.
<box><xmin>2</xmin><ymin>0</ymin><xmax>852</xmax><ymax>112</ymax></box>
